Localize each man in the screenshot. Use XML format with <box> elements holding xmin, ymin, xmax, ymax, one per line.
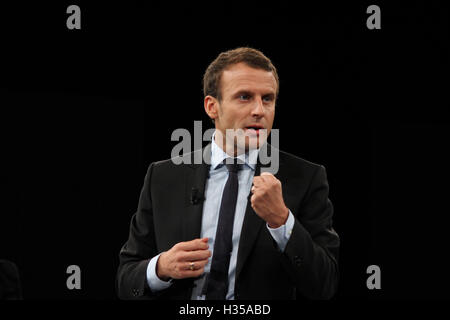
<box><xmin>116</xmin><ymin>47</ymin><xmax>339</xmax><ymax>300</ymax></box>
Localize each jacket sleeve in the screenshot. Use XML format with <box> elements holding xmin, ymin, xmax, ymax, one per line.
<box><xmin>116</xmin><ymin>163</ymin><xmax>162</xmax><ymax>300</ymax></box>
<box><xmin>280</xmin><ymin>165</ymin><xmax>340</xmax><ymax>299</ymax></box>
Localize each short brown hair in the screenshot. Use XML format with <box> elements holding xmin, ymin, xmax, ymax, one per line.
<box><xmin>203</xmin><ymin>47</ymin><xmax>279</xmax><ymax>101</ymax></box>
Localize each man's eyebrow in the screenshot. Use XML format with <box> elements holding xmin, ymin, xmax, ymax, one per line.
<box><xmin>232</xmin><ymin>90</ymin><xmax>253</xmax><ymax>97</ymax></box>
<box><xmin>232</xmin><ymin>90</ymin><xmax>275</xmax><ymax>97</ymax></box>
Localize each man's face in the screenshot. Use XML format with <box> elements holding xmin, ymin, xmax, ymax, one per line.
<box><xmin>206</xmin><ymin>62</ymin><xmax>277</xmax><ymax>153</ymax></box>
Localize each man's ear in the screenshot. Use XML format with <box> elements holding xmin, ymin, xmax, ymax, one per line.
<box><xmin>204</xmin><ymin>95</ymin><xmax>219</xmax><ymax>122</ymax></box>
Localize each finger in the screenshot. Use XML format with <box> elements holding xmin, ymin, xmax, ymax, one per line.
<box><xmin>263</xmin><ymin>173</ymin><xmax>280</xmax><ymax>185</ymax></box>
<box><xmin>184</xmin><ymin>258</ymin><xmax>209</xmax><ymax>271</ymax></box>
<box><xmin>178</xmin><ymin>260</ymin><xmax>209</xmax><ymax>278</ymax></box>
<box><xmin>252</xmin><ymin>177</ymin><xmax>264</xmax><ymax>187</ymax></box>
<box><xmin>182</xmin><ymin>266</ymin><xmax>206</xmax><ymax>278</ymax></box>
<box><xmin>250</xmin><ymin>194</ymin><xmax>257</xmax><ymax>206</ymax></box>
<box><xmin>176</xmin><ymin>238</ymin><xmax>209</xmax><ymax>251</ymax></box>
<box><xmin>257</xmin><ymin>173</ymin><xmax>273</xmax><ymax>184</ymax></box>
<box><xmin>251</xmin><ymin>193</ymin><xmax>264</xmax><ymax>205</ymax></box>
<box><xmin>179</xmin><ymin>249</ymin><xmax>212</xmax><ymax>262</ymax></box>
<box><xmin>251</xmin><ymin>185</ymin><xmax>262</xmax><ymax>194</ymax></box>
<box><xmin>261</xmin><ymin>173</ymin><xmax>277</xmax><ymax>183</ymax></box>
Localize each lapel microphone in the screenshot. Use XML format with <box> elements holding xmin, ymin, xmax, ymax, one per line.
<box><xmin>190</xmin><ymin>187</ymin><xmax>204</xmax><ymax>205</ymax></box>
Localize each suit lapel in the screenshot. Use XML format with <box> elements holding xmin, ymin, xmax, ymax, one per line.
<box><xmin>182</xmin><ymin>144</ymin><xmax>211</xmax><ymax>241</ymax></box>
<box><xmin>236</xmin><ymin>146</ymin><xmax>286</xmax><ymax>281</ymax></box>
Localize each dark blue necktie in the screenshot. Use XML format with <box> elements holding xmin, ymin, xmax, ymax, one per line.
<box><xmin>205</xmin><ymin>159</ymin><xmax>242</xmax><ymax>300</ymax></box>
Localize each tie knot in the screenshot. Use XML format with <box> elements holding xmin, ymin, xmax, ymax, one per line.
<box><xmin>223</xmin><ymin>159</ymin><xmax>243</xmax><ymax>173</ymax></box>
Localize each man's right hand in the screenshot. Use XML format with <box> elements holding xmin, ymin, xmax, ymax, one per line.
<box><xmin>156</xmin><ymin>238</ymin><xmax>211</xmax><ymax>280</ymax></box>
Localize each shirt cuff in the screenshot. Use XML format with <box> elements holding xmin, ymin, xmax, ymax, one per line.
<box><xmin>267</xmin><ymin>210</ymin><xmax>295</xmax><ymax>252</ymax></box>
<box><xmin>146</xmin><ymin>253</ymin><xmax>173</xmax><ymax>292</ymax></box>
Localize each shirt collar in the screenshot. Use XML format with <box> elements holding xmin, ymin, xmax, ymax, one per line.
<box><xmin>210</xmin><ymin>130</ymin><xmax>258</xmax><ymax>171</ymax></box>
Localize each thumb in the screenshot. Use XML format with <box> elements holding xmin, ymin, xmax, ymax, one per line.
<box><xmin>260</xmin><ymin>172</ymin><xmax>274</xmax><ymax>177</ymax></box>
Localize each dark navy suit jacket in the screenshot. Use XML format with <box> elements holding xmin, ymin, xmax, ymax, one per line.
<box><xmin>117</xmin><ymin>144</ymin><xmax>339</xmax><ymax>300</ymax></box>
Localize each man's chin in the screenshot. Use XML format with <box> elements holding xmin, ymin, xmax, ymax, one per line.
<box><xmin>240</xmin><ymin>136</ymin><xmax>266</xmax><ymax>151</ymax></box>
<box><xmin>219</xmin><ymin>128</ymin><xmax>268</xmax><ymax>154</ymax></box>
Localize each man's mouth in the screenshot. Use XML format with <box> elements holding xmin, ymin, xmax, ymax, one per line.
<box><xmin>244</xmin><ymin>125</ymin><xmax>264</xmax><ymax>136</ymax></box>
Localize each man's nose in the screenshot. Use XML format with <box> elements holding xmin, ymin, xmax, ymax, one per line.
<box><xmin>251</xmin><ymin>97</ymin><xmax>265</xmax><ymax>117</ymax></box>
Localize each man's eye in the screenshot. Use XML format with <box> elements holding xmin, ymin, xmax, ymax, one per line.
<box><xmin>239</xmin><ymin>95</ymin><xmax>250</xmax><ymax>100</ymax></box>
<box><xmin>263</xmin><ymin>96</ymin><xmax>273</xmax><ymax>102</ymax></box>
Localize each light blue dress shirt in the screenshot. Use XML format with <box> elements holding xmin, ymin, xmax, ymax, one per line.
<box><xmin>146</xmin><ymin>132</ymin><xmax>295</xmax><ymax>299</ymax></box>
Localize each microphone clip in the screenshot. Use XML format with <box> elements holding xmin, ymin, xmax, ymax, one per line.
<box><xmin>190</xmin><ymin>187</ymin><xmax>204</xmax><ymax>205</ymax></box>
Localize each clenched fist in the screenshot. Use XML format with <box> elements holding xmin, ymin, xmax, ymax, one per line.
<box><xmin>251</xmin><ymin>172</ymin><xmax>289</xmax><ymax>228</ymax></box>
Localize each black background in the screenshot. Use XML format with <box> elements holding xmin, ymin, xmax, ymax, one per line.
<box><xmin>0</xmin><ymin>0</ymin><xmax>449</xmax><ymax>301</ymax></box>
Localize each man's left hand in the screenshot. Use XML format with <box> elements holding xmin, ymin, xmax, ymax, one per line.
<box><xmin>250</xmin><ymin>172</ymin><xmax>289</xmax><ymax>228</ymax></box>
